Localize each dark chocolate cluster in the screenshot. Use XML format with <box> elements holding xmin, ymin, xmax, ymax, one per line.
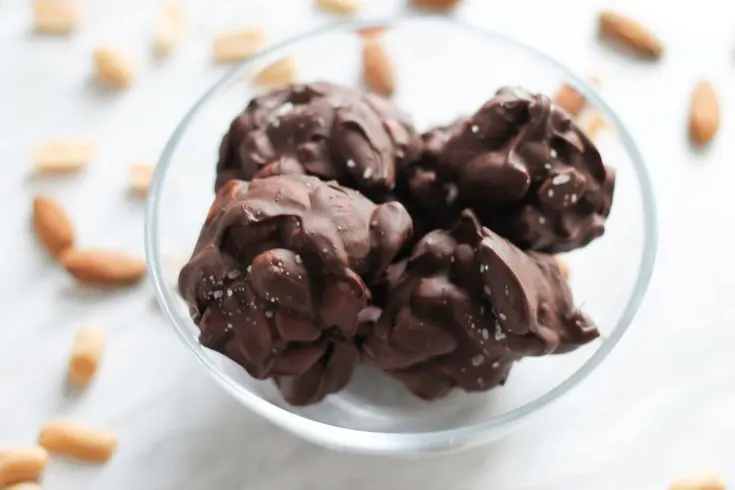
<box><xmin>217</xmin><ymin>82</ymin><xmax>422</xmax><ymax>202</ymax></box>
<box><xmin>179</xmin><ymin>82</ymin><xmax>614</xmax><ymax>405</ymax></box>
<box><xmin>178</xmin><ymin>175</ymin><xmax>412</xmax><ymax>405</ymax></box>
<box><xmin>398</xmin><ymin>87</ymin><xmax>615</xmax><ymax>252</ymax></box>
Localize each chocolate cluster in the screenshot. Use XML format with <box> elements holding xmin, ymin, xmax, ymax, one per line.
<box><xmin>361</xmin><ymin>211</ymin><xmax>597</xmax><ymax>399</ymax></box>
<box><xmin>398</xmin><ymin>87</ymin><xmax>615</xmax><ymax>252</ymax></box>
<box><xmin>178</xmin><ymin>174</ymin><xmax>412</xmax><ymax>405</ymax></box>
<box><xmin>180</xmin><ymin>82</ymin><xmax>613</xmax><ymax>405</ymax></box>
<box><xmin>216</xmin><ymin>82</ymin><xmax>422</xmax><ymax>202</ymax></box>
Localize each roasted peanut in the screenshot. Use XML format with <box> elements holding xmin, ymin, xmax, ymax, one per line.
<box><xmin>93</xmin><ymin>47</ymin><xmax>136</xmax><ymax>89</ymax></box>
<box><xmin>32</xmin><ymin>138</ymin><xmax>96</xmax><ymax>173</ymax></box>
<box><xmin>39</xmin><ymin>420</ymin><xmax>117</xmax><ymax>462</ymax></box>
<box><xmin>34</xmin><ymin>0</ymin><xmax>82</xmax><ymax>34</ymax></box>
<box><xmin>0</xmin><ymin>446</ymin><xmax>49</xmax><ymax>486</ymax></box>
<box><xmin>69</xmin><ymin>324</ymin><xmax>105</xmax><ymax>386</ymax></box>
<box><xmin>212</xmin><ymin>27</ymin><xmax>266</xmax><ymax>63</ymax></box>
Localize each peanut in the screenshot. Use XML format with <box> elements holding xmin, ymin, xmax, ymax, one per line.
<box><xmin>4</xmin><ymin>483</ymin><xmax>42</xmax><ymax>490</ymax></box>
<box><xmin>130</xmin><ymin>162</ymin><xmax>155</xmax><ymax>195</ymax></box>
<box><xmin>554</xmin><ymin>83</ymin><xmax>585</xmax><ymax>116</ymax></box>
<box><xmin>69</xmin><ymin>324</ymin><xmax>105</xmax><ymax>386</ymax></box>
<box><xmin>555</xmin><ymin>256</ymin><xmax>569</xmax><ymax>280</ymax></box>
<box><xmin>32</xmin><ymin>138</ymin><xmax>96</xmax><ymax>173</ymax></box>
<box><xmin>33</xmin><ymin>0</ymin><xmax>82</xmax><ymax>34</ymax></box>
<box><xmin>254</xmin><ymin>57</ymin><xmax>297</xmax><ymax>88</ymax></box>
<box><xmin>212</xmin><ymin>27</ymin><xmax>266</xmax><ymax>63</ymax></box>
<box><xmin>0</xmin><ymin>446</ymin><xmax>49</xmax><ymax>486</ymax></box>
<box><xmin>93</xmin><ymin>47</ymin><xmax>136</xmax><ymax>89</ymax></box>
<box><xmin>39</xmin><ymin>420</ymin><xmax>117</xmax><ymax>462</ymax></box>
<box><xmin>316</xmin><ymin>0</ymin><xmax>360</xmax><ymax>15</ymax></box>
<box><xmin>154</xmin><ymin>1</ymin><xmax>187</xmax><ymax>56</ymax></box>
<box><xmin>669</xmin><ymin>470</ymin><xmax>726</xmax><ymax>490</ymax></box>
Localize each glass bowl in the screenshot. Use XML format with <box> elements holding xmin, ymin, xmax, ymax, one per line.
<box><xmin>145</xmin><ymin>16</ymin><xmax>657</xmax><ymax>455</ymax></box>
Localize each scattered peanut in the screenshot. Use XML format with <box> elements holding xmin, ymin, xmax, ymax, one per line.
<box><xmin>69</xmin><ymin>324</ymin><xmax>105</xmax><ymax>386</ymax></box>
<box><xmin>32</xmin><ymin>138</ymin><xmax>96</xmax><ymax>174</ymax></box>
<box><xmin>154</xmin><ymin>1</ymin><xmax>187</xmax><ymax>56</ymax></box>
<box><xmin>93</xmin><ymin>47</ymin><xmax>136</xmax><ymax>89</ymax></box>
<box><xmin>579</xmin><ymin>110</ymin><xmax>609</xmax><ymax>141</ymax></box>
<box><xmin>39</xmin><ymin>420</ymin><xmax>117</xmax><ymax>462</ymax></box>
<box><xmin>0</xmin><ymin>446</ymin><xmax>49</xmax><ymax>486</ymax></box>
<box><xmin>4</xmin><ymin>482</ymin><xmax>42</xmax><ymax>490</ymax></box>
<box><xmin>669</xmin><ymin>470</ymin><xmax>726</xmax><ymax>490</ymax></box>
<box><xmin>33</xmin><ymin>0</ymin><xmax>82</xmax><ymax>34</ymax></box>
<box><xmin>410</xmin><ymin>0</ymin><xmax>462</xmax><ymax>11</ymax></box>
<box><xmin>555</xmin><ymin>256</ymin><xmax>569</xmax><ymax>280</ymax></box>
<box><xmin>130</xmin><ymin>162</ymin><xmax>155</xmax><ymax>195</ymax></box>
<box><xmin>554</xmin><ymin>83</ymin><xmax>586</xmax><ymax>116</ymax></box>
<box><xmin>61</xmin><ymin>249</ymin><xmax>147</xmax><ymax>286</ymax></box>
<box><xmin>254</xmin><ymin>57</ymin><xmax>297</xmax><ymax>88</ymax></box>
<box><xmin>316</xmin><ymin>0</ymin><xmax>360</xmax><ymax>15</ymax></box>
<box><xmin>212</xmin><ymin>27</ymin><xmax>266</xmax><ymax>63</ymax></box>
<box><xmin>32</xmin><ymin>195</ymin><xmax>75</xmax><ymax>259</ymax></box>
<box><xmin>362</xmin><ymin>39</ymin><xmax>395</xmax><ymax>97</ymax></box>
<box><xmin>358</xmin><ymin>26</ymin><xmax>387</xmax><ymax>40</ymax></box>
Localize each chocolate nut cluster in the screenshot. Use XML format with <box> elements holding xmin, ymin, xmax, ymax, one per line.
<box><xmin>216</xmin><ymin>82</ymin><xmax>422</xmax><ymax>202</ymax></box>
<box><xmin>397</xmin><ymin>87</ymin><xmax>616</xmax><ymax>252</ymax></box>
<box><xmin>178</xmin><ymin>174</ymin><xmax>412</xmax><ymax>405</ymax></box>
<box><xmin>362</xmin><ymin>210</ymin><xmax>598</xmax><ymax>399</ymax></box>
<box><xmin>180</xmin><ymin>82</ymin><xmax>614</xmax><ymax>405</ymax></box>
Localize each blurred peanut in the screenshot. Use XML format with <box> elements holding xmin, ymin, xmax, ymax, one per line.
<box><xmin>93</xmin><ymin>47</ymin><xmax>136</xmax><ymax>89</ymax></box>
<box><xmin>154</xmin><ymin>1</ymin><xmax>187</xmax><ymax>56</ymax></box>
<box><xmin>316</xmin><ymin>0</ymin><xmax>360</xmax><ymax>15</ymax></box>
<box><xmin>69</xmin><ymin>324</ymin><xmax>105</xmax><ymax>386</ymax></box>
<box><xmin>32</xmin><ymin>138</ymin><xmax>96</xmax><ymax>173</ymax></box>
<box><xmin>554</xmin><ymin>84</ymin><xmax>585</xmax><ymax>116</ymax></box>
<box><xmin>0</xmin><ymin>446</ymin><xmax>49</xmax><ymax>486</ymax></box>
<box><xmin>669</xmin><ymin>470</ymin><xmax>726</xmax><ymax>490</ymax></box>
<box><xmin>212</xmin><ymin>27</ymin><xmax>265</xmax><ymax>63</ymax></box>
<box><xmin>34</xmin><ymin>0</ymin><xmax>82</xmax><ymax>34</ymax></box>
<box><xmin>39</xmin><ymin>420</ymin><xmax>117</xmax><ymax>462</ymax></box>
<box><xmin>254</xmin><ymin>57</ymin><xmax>297</xmax><ymax>88</ymax></box>
<box><xmin>130</xmin><ymin>162</ymin><xmax>155</xmax><ymax>195</ymax></box>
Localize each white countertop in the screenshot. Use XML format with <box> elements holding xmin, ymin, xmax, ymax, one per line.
<box><xmin>2</xmin><ymin>0</ymin><xmax>735</xmax><ymax>488</ymax></box>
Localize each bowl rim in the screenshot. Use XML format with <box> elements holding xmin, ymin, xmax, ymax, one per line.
<box><xmin>145</xmin><ymin>15</ymin><xmax>658</xmax><ymax>454</ymax></box>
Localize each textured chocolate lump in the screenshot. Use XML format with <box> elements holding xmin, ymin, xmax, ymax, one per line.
<box><xmin>399</xmin><ymin>87</ymin><xmax>615</xmax><ymax>253</ymax></box>
<box><xmin>178</xmin><ymin>174</ymin><xmax>413</xmax><ymax>405</ymax></box>
<box><xmin>216</xmin><ymin>82</ymin><xmax>422</xmax><ymax>201</ymax></box>
<box><xmin>361</xmin><ymin>210</ymin><xmax>598</xmax><ymax>400</ymax></box>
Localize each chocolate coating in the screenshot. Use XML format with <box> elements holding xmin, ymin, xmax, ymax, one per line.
<box><xmin>400</xmin><ymin>87</ymin><xmax>615</xmax><ymax>253</ymax></box>
<box><xmin>179</xmin><ymin>174</ymin><xmax>413</xmax><ymax>405</ymax></box>
<box><xmin>216</xmin><ymin>82</ymin><xmax>422</xmax><ymax>201</ymax></box>
<box><xmin>361</xmin><ymin>210</ymin><xmax>598</xmax><ymax>400</ymax></box>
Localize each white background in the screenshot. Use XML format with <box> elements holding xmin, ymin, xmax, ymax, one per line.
<box><xmin>1</xmin><ymin>0</ymin><xmax>735</xmax><ymax>488</ymax></box>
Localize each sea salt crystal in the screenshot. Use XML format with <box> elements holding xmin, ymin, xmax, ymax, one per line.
<box><xmin>552</xmin><ymin>174</ymin><xmax>571</xmax><ymax>185</ymax></box>
<box><xmin>363</xmin><ymin>167</ymin><xmax>373</xmax><ymax>179</ymax></box>
<box><xmin>471</xmin><ymin>355</ymin><xmax>485</xmax><ymax>367</ymax></box>
<box><xmin>346</xmin><ymin>159</ymin><xmax>355</xmax><ymax>168</ymax></box>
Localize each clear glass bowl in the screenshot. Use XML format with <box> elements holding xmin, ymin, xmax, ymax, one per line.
<box><xmin>145</xmin><ymin>16</ymin><xmax>657</xmax><ymax>455</ymax></box>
